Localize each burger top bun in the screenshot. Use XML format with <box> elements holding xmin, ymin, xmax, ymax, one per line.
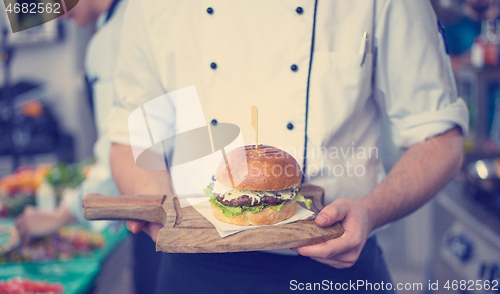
<box><xmin>215</xmin><ymin>145</ymin><xmax>302</xmax><ymax>191</ymax></box>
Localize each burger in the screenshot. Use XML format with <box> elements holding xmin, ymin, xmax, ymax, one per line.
<box><xmin>204</xmin><ymin>145</ymin><xmax>312</xmax><ymax>226</ymax></box>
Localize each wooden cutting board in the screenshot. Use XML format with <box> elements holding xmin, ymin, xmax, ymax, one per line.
<box><xmin>82</xmin><ymin>184</ymin><xmax>343</xmax><ymax>253</ymax></box>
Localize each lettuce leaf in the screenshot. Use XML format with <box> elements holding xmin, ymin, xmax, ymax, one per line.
<box><xmin>205</xmin><ymin>185</ymin><xmax>313</xmax><ymax>218</ymax></box>
<box><xmin>267</xmin><ymin>201</ymin><xmax>286</xmax><ymax>211</ymax></box>
<box><xmin>295</xmin><ymin>192</ymin><xmax>312</xmax><ymax>209</ymax></box>
<box><xmin>203</xmin><ymin>186</ymin><xmax>215</xmax><ymax>198</ymax></box>
<box><xmin>209</xmin><ymin>197</ymin><xmax>244</xmax><ymax>218</ymax></box>
<box><xmin>242</xmin><ymin>204</ymin><xmax>265</xmax><ymax>214</ymax></box>
<box><xmin>209</xmin><ymin>197</ymin><xmax>267</xmax><ymax>218</ymax></box>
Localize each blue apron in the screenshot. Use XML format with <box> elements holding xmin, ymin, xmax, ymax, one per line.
<box><xmin>154</xmin><ymin>236</ymin><xmax>394</xmax><ymax>293</ymax></box>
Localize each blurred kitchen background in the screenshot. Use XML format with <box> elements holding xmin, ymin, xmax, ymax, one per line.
<box><xmin>0</xmin><ymin>0</ymin><xmax>499</xmax><ymax>293</ymax></box>
<box><xmin>379</xmin><ymin>0</ymin><xmax>500</xmax><ymax>293</ymax></box>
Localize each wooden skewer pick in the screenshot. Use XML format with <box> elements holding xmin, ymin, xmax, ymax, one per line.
<box><xmin>251</xmin><ymin>106</ymin><xmax>258</xmax><ymax>149</ymax></box>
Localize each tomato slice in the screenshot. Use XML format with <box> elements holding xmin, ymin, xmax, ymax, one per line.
<box><xmin>266</xmin><ymin>202</ymin><xmax>280</xmax><ymax>206</ymax></box>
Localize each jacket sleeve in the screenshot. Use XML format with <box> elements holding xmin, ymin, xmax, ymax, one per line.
<box><xmin>105</xmin><ymin>0</ymin><xmax>172</xmax><ymax>152</ymax></box>
<box><xmin>374</xmin><ymin>0</ymin><xmax>469</xmax><ymax>148</ymax></box>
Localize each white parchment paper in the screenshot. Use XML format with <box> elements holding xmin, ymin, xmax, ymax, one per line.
<box><xmin>186</xmin><ymin>197</ymin><xmax>315</xmax><ymax>238</ymax></box>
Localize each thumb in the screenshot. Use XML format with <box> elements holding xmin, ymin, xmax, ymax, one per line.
<box><xmin>315</xmin><ymin>200</ymin><xmax>348</xmax><ymax>227</ymax></box>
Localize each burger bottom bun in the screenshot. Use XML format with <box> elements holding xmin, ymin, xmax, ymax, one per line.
<box><xmin>212</xmin><ymin>199</ymin><xmax>297</xmax><ymax>226</ymax></box>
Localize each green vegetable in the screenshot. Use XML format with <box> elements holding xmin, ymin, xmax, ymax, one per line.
<box><xmin>204</xmin><ymin>185</ymin><xmax>313</xmax><ymax>218</ymax></box>
<box><xmin>209</xmin><ymin>197</ymin><xmax>243</xmax><ymax>218</ymax></box>
<box><xmin>267</xmin><ymin>201</ymin><xmax>286</xmax><ymax>211</ymax></box>
<box><xmin>45</xmin><ymin>158</ymin><xmax>94</xmax><ymax>189</ymax></box>
<box><xmin>295</xmin><ymin>192</ymin><xmax>312</xmax><ymax>209</ymax></box>
<box><xmin>206</xmin><ymin>185</ymin><xmax>268</xmax><ymax>217</ymax></box>
<box><xmin>203</xmin><ymin>186</ymin><xmax>215</xmax><ymax>198</ymax></box>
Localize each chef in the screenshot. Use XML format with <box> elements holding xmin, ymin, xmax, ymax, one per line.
<box><xmin>106</xmin><ymin>0</ymin><xmax>468</xmax><ymax>293</ymax></box>
<box><xmin>14</xmin><ymin>0</ymin><xmax>127</xmax><ymax>244</ymax></box>
<box><xmin>16</xmin><ymin>1</ymin><xmax>160</xmax><ymax>293</ymax></box>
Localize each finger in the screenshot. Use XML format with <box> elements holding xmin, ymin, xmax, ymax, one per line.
<box><xmin>292</xmin><ymin>234</ymin><xmax>354</xmax><ymax>259</ymax></box>
<box><xmin>14</xmin><ymin>215</ymin><xmax>24</xmax><ymax>228</ymax></box>
<box><xmin>15</xmin><ymin>222</ymin><xmax>30</xmax><ymax>245</ymax></box>
<box><xmin>143</xmin><ymin>223</ymin><xmax>163</xmax><ymax>242</ymax></box>
<box><xmin>308</xmin><ymin>255</ymin><xmax>355</xmax><ymax>269</ymax></box>
<box><xmin>315</xmin><ymin>200</ymin><xmax>349</xmax><ymax>227</ymax></box>
<box><xmin>126</xmin><ymin>221</ymin><xmax>145</xmax><ymax>234</ymax></box>
<box><xmin>292</xmin><ymin>241</ymin><xmax>345</xmax><ymax>258</ymax></box>
<box><xmin>15</xmin><ymin>217</ymin><xmax>34</xmax><ymax>244</ymax></box>
<box><xmin>20</xmin><ymin>231</ymin><xmax>31</xmax><ymax>245</ymax></box>
<box><xmin>24</xmin><ymin>205</ymin><xmax>36</xmax><ymax>213</ymax></box>
<box><xmin>14</xmin><ymin>217</ymin><xmax>28</xmax><ymax>239</ymax></box>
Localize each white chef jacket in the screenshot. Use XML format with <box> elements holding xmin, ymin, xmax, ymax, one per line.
<box><xmin>107</xmin><ymin>0</ymin><xmax>469</xmax><ymax>205</ymax></box>
<box><xmin>62</xmin><ymin>0</ymin><xmax>127</xmax><ymax>226</ymax></box>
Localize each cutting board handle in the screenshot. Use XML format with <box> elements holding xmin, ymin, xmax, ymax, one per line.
<box><xmin>82</xmin><ymin>194</ymin><xmax>167</xmax><ymax>224</ymax></box>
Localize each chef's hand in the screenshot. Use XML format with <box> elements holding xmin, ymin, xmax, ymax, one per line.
<box><xmin>292</xmin><ymin>198</ymin><xmax>371</xmax><ymax>268</ymax></box>
<box><xmin>126</xmin><ymin>220</ymin><xmax>163</xmax><ymax>242</ymax></box>
<box><xmin>15</xmin><ymin>205</ymin><xmax>76</xmax><ymax>244</ymax></box>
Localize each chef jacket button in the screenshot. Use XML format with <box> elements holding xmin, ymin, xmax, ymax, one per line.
<box><xmin>290</xmin><ymin>64</ymin><xmax>298</xmax><ymax>72</ymax></box>
<box><xmin>207</xmin><ymin>7</ymin><xmax>214</xmax><ymax>14</ymax></box>
<box><xmin>296</xmin><ymin>7</ymin><xmax>303</xmax><ymax>14</ymax></box>
<box><xmin>212</xmin><ymin>175</ymin><xmax>216</xmax><ymax>181</ymax></box>
<box><xmin>211</xmin><ymin>119</ymin><xmax>218</xmax><ymax>126</ymax></box>
<box><xmin>210</xmin><ymin>62</ymin><xmax>217</xmax><ymax>69</ymax></box>
<box><xmin>287</xmin><ymin>123</ymin><xmax>294</xmax><ymax>130</ymax></box>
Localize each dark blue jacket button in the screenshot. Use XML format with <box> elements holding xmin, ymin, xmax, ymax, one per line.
<box><xmin>211</xmin><ymin>62</ymin><xmax>217</xmax><ymax>69</ymax></box>
<box><xmin>287</xmin><ymin>123</ymin><xmax>294</xmax><ymax>130</ymax></box>
<box><xmin>207</xmin><ymin>7</ymin><xmax>214</xmax><ymax>14</ymax></box>
<box><xmin>211</xmin><ymin>119</ymin><xmax>218</xmax><ymax>126</ymax></box>
<box><xmin>296</xmin><ymin>7</ymin><xmax>303</xmax><ymax>14</ymax></box>
<box><xmin>291</xmin><ymin>64</ymin><xmax>298</xmax><ymax>72</ymax></box>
